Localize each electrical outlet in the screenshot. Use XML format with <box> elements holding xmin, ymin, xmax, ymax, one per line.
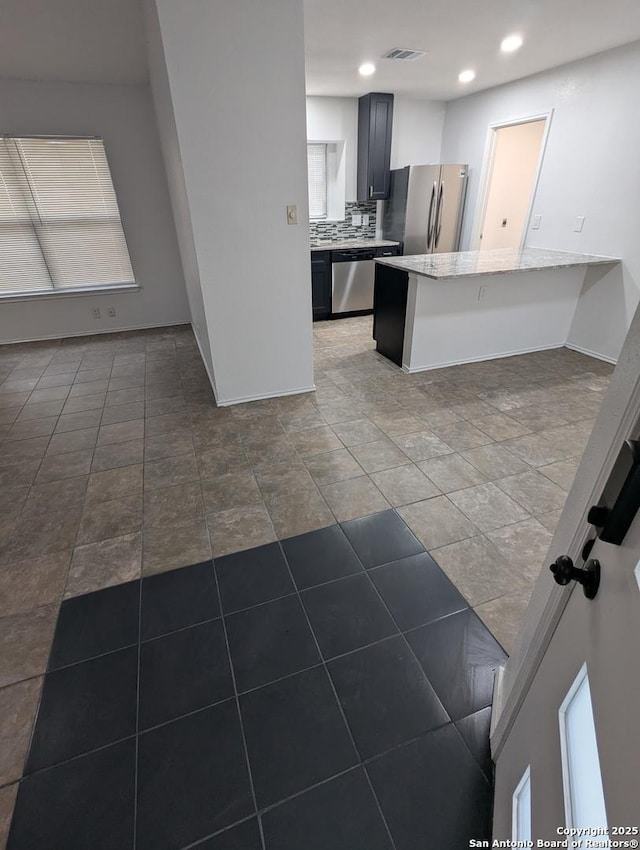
<box><xmin>478</xmin><ymin>286</ymin><xmax>487</xmax><ymax>301</ymax></box>
<box><xmin>362</xmin><ymin>214</ymin><xmax>369</xmax><ymax>226</ymax></box>
<box><xmin>286</xmin><ymin>205</ymin><xmax>297</xmax><ymax>225</ymax></box>
<box><xmin>532</xmin><ymin>215</ymin><xmax>542</xmax><ymax>230</ymax></box>
<box><xmin>92</xmin><ymin>307</ymin><xmax>101</xmax><ymax>319</ymax></box>
<box><xmin>107</xmin><ymin>306</ymin><xmax>116</xmax><ymax>318</ymax></box>
<box><xmin>351</xmin><ymin>214</ymin><xmax>362</xmax><ymax>226</ymax></box>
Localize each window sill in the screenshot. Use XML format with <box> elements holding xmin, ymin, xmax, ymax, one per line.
<box><xmin>0</xmin><ymin>282</ymin><xmax>141</xmax><ymax>304</ymax></box>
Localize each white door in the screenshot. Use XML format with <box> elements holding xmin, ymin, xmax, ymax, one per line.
<box><xmin>491</xmin><ymin>307</ymin><xmax>640</xmax><ymax>838</ymax></box>
<box><xmin>479</xmin><ymin>119</ymin><xmax>546</xmax><ymax>251</ymax></box>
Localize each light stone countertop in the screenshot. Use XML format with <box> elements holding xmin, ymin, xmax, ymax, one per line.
<box><xmin>374</xmin><ymin>247</ymin><xmax>620</xmax><ymax>280</ymax></box>
<box><xmin>310</xmin><ymin>239</ymin><xmax>400</xmax><ymax>252</ymax></box>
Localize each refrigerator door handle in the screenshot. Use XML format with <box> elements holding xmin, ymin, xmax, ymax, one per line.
<box><xmin>427</xmin><ymin>181</ymin><xmax>437</xmax><ymax>251</ymax></box>
<box><xmin>435</xmin><ymin>182</ymin><xmax>444</xmax><ymax>248</ymax></box>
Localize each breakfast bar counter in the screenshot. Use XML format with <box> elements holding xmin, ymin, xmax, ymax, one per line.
<box><xmin>372</xmin><ymin>247</ymin><xmax>619</xmax><ymax>371</ymax></box>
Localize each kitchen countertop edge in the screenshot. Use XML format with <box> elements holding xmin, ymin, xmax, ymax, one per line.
<box><xmin>374</xmin><ymin>247</ymin><xmax>621</xmax><ymax>280</ymax></box>
<box><xmin>311</xmin><ymin>239</ymin><xmax>400</xmax><ymax>252</ymax></box>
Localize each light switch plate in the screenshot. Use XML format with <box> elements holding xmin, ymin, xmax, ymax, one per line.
<box><xmin>351</xmin><ymin>214</ymin><xmax>362</xmax><ymax>226</ymax></box>
<box><xmin>574</xmin><ymin>216</ymin><xmax>585</xmax><ymax>232</ymax></box>
<box><xmin>532</xmin><ymin>215</ymin><xmax>542</xmax><ymax>230</ymax></box>
<box><xmin>286</xmin><ymin>205</ymin><xmax>297</xmax><ymax>225</ymax></box>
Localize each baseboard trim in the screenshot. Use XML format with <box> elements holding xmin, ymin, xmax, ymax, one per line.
<box><xmin>0</xmin><ymin>320</ymin><xmax>191</xmax><ymax>346</ymax></box>
<box><xmin>564</xmin><ymin>342</ymin><xmax>618</xmax><ymax>365</ymax></box>
<box><xmin>401</xmin><ymin>342</ymin><xmax>565</xmax><ymax>373</ymax></box>
<box><xmin>217</xmin><ymin>384</ymin><xmax>316</xmax><ymax>407</ymax></box>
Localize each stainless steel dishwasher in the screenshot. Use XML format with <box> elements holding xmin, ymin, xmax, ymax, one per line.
<box><xmin>331</xmin><ymin>248</ymin><xmax>377</xmax><ymax>316</ymax></box>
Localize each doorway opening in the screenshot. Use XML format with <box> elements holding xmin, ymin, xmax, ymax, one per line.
<box><xmin>474</xmin><ymin>114</ymin><xmax>551</xmax><ymax>251</ymax></box>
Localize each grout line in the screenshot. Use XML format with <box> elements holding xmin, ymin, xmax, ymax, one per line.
<box><xmin>275</xmin><ymin>537</ymin><xmax>399</xmax><ymax>850</ymax></box>
<box><xmin>233</xmin><ymin>659</ymin><xmax>326</xmax><ymax>700</ymax></box>
<box><xmin>132</xmin><ymin>560</ymin><xmax>143</xmax><ymax>850</ymax></box>
<box><xmin>47</xmin><ymin>638</ymin><xmax>140</xmax><ymax>673</ymax></box>
<box><xmin>179</xmin><ymin>721</ymin><xmax>468</xmax><ymax>850</ymax></box>
<box><xmin>450</xmin><ymin>714</ymin><xmax>496</xmax><ymax>789</ymax></box>
<box><xmin>334</xmin><ymin>513</ymin><xmax>457</xmax><ymax>719</ymax></box>
<box><xmin>37</xmin><ymin>573</ymin><xmax>472</xmax><ymax>690</ymax></box>
<box><xmin>177</xmin><ymin>812</ymin><xmax>263</xmax><ymax>849</ymax></box>
<box><xmin>361</xmin><ymin>763</ymin><xmax>398</xmax><ymax>850</ymax></box>
<box><xmin>18</xmin><ymin>731</ymin><xmax>139</xmax><ymax>782</ymax></box>
<box><xmin>209</xmin><ymin>559</ymin><xmax>264</xmax><ymax>850</ymax></box>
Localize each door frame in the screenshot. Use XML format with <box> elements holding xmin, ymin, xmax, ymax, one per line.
<box><xmin>491</xmin><ymin>300</ymin><xmax>640</xmax><ymax>759</ymax></box>
<box><xmin>470</xmin><ymin>110</ymin><xmax>554</xmax><ymax>251</ymax></box>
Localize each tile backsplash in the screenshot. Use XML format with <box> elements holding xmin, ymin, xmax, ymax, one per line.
<box><xmin>309</xmin><ymin>201</ymin><xmax>377</xmax><ymax>242</ymax></box>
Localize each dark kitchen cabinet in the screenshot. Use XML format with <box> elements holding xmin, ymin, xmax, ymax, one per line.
<box><xmin>357</xmin><ymin>93</ymin><xmax>394</xmax><ymax>202</ymax></box>
<box><xmin>311</xmin><ymin>251</ymin><xmax>331</xmax><ymax>321</ymax></box>
<box><xmin>376</xmin><ymin>245</ymin><xmax>401</xmax><ymax>258</ymax></box>
<box><xmin>372</xmin><ymin>262</ymin><xmax>408</xmax><ymax>366</ymax></box>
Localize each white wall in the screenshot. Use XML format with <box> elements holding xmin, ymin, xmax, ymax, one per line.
<box><xmin>305</xmin><ymin>95</ymin><xmax>446</xmax><ymax>204</ymax></box>
<box><xmin>148</xmin><ymin>0</ymin><xmax>314</xmax><ymax>406</ymax></box>
<box><xmin>390</xmin><ymin>96</ymin><xmax>445</xmax><ymax>168</ymax></box>
<box><xmin>403</xmin><ymin>267</ymin><xmax>585</xmax><ymax>372</ymax></box>
<box><xmin>306</xmin><ymin>96</ymin><xmax>358</xmax><ymax>202</ymax></box>
<box><xmin>441</xmin><ymin>41</ymin><xmax>640</xmax><ymax>361</ymax></box>
<box><xmin>144</xmin><ymin>1</ymin><xmax>214</xmax><ymax>383</ymax></box>
<box><xmin>0</xmin><ymin>78</ymin><xmax>189</xmax><ymax>343</ymax></box>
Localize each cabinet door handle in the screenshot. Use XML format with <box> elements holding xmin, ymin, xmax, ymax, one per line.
<box><xmin>435</xmin><ymin>183</ymin><xmax>444</xmax><ymax>248</ymax></box>
<box><xmin>427</xmin><ymin>181</ymin><xmax>437</xmax><ymax>251</ymax></box>
<box><xmin>369</xmin><ymin>185</ymin><xmax>374</xmax><ymax>197</ymax></box>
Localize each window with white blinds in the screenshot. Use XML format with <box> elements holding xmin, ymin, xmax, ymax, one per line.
<box><xmin>0</xmin><ymin>136</ymin><xmax>135</xmax><ymax>297</ymax></box>
<box><xmin>307</xmin><ymin>143</ymin><xmax>328</xmax><ymax>220</ymax></box>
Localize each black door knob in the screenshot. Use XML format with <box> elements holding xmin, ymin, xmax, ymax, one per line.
<box><xmin>550</xmin><ymin>555</ymin><xmax>600</xmax><ymax>600</ymax></box>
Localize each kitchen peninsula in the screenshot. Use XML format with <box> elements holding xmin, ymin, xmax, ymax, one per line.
<box><xmin>373</xmin><ymin>247</ymin><xmax>620</xmax><ymax>371</ymax></box>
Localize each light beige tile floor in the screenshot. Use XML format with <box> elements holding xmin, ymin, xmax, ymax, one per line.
<box><xmin>0</xmin><ymin>316</ymin><xmax>613</xmax><ymax>840</ymax></box>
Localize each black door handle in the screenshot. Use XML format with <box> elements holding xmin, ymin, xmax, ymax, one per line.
<box><xmin>550</xmin><ymin>555</ymin><xmax>600</xmax><ymax>599</ymax></box>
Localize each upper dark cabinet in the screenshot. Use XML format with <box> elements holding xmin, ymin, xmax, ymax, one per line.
<box><xmin>357</xmin><ymin>93</ymin><xmax>394</xmax><ymax>202</ymax></box>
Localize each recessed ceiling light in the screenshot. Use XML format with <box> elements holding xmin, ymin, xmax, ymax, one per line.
<box><xmin>501</xmin><ymin>34</ymin><xmax>523</xmax><ymax>53</ymax></box>
<box><xmin>458</xmin><ymin>69</ymin><xmax>476</xmax><ymax>83</ymax></box>
<box><xmin>358</xmin><ymin>62</ymin><xmax>376</xmax><ymax>76</ymax></box>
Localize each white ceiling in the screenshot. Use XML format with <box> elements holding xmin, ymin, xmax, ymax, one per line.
<box><xmin>0</xmin><ymin>0</ymin><xmax>148</xmax><ymax>85</ymax></box>
<box><xmin>0</xmin><ymin>0</ymin><xmax>639</xmax><ymax>101</ymax></box>
<box><xmin>304</xmin><ymin>0</ymin><xmax>640</xmax><ymax>100</ymax></box>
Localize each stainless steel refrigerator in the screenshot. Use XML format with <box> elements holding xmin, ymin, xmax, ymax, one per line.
<box><xmin>382</xmin><ymin>164</ymin><xmax>468</xmax><ymax>255</ymax></box>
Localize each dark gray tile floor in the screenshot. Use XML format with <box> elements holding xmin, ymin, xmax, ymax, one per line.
<box><xmin>0</xmin><ymin>319</ymin><xmax>615</xmax><ymax>848</ymax></box>
<box><xmin>8</xmin><ymin>510</ymin><xmax>506</xmax><ymax>850</ymax></box>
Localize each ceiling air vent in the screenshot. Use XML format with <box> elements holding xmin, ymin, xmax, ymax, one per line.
<box><xmin>383</xmin><ymin>48</ymin><xmax>427</xmax><ymax>61</ymax></box>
